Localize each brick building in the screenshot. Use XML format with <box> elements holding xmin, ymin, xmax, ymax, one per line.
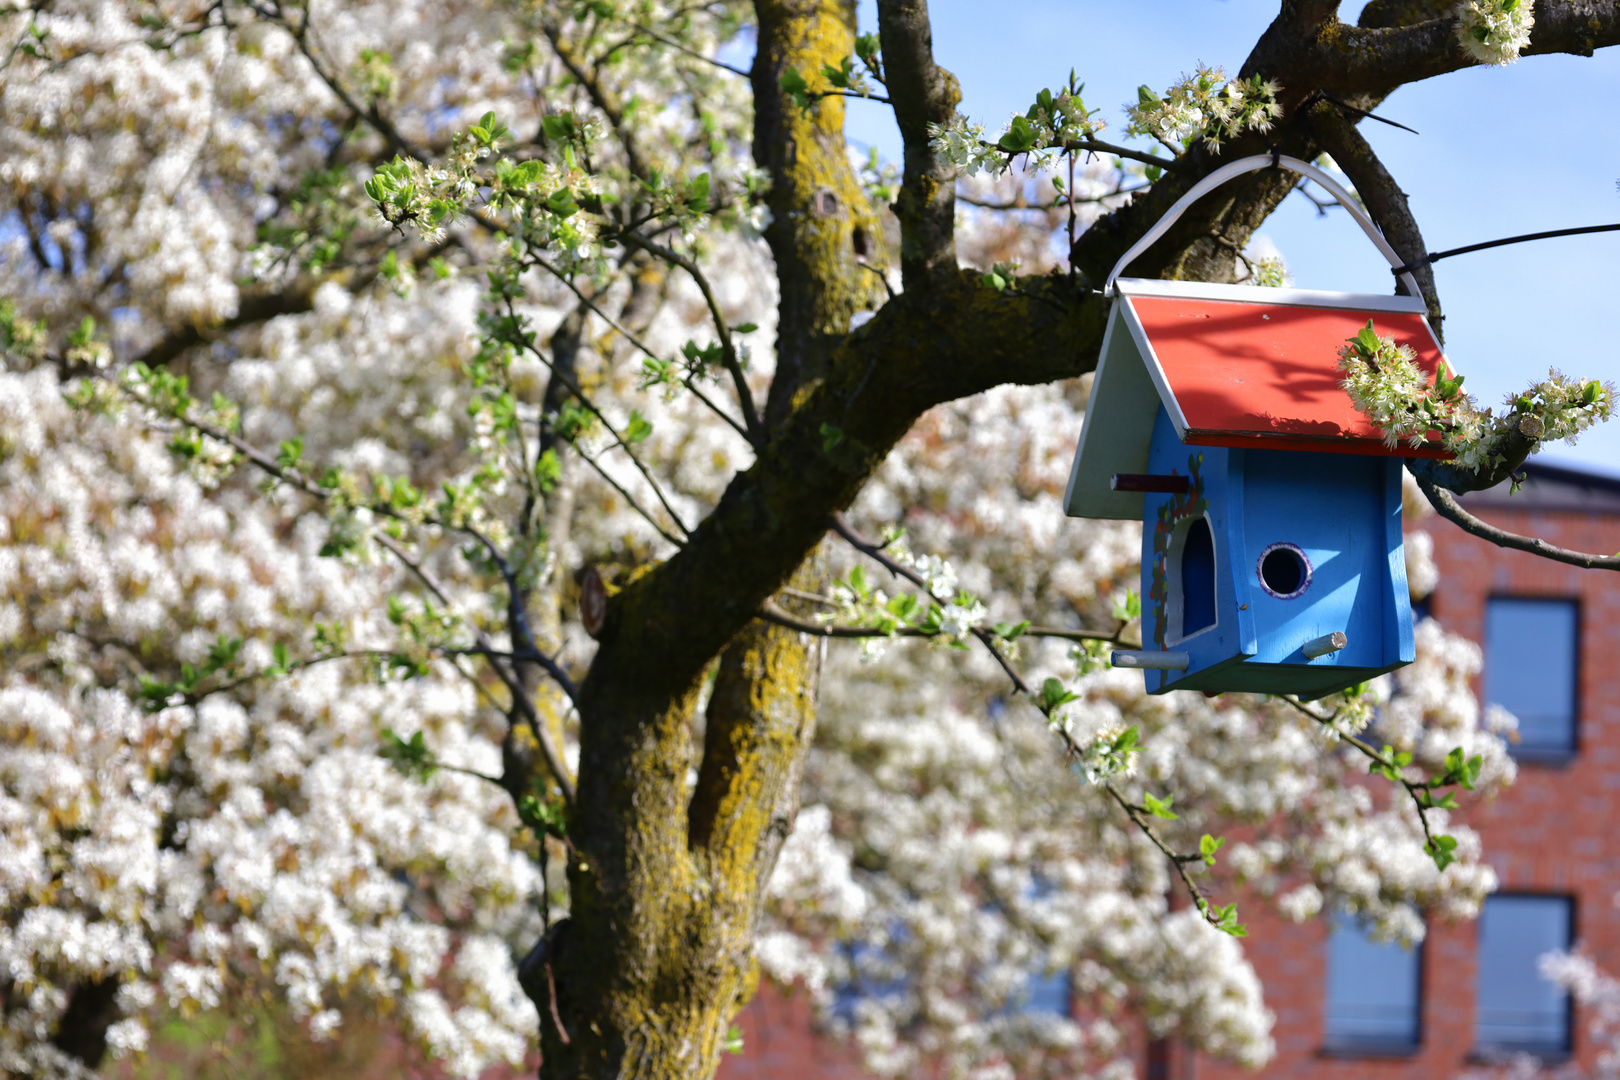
<box><xmin>721</xmin><ymin>461</ymin><xmax>1620</xmax><ymax>1080</ymax></box>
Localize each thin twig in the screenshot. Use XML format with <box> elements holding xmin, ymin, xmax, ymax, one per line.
<box><xmin>756</xmin><ymin>600</ymin><xmax>1137</xmax><ymax>645</ymax></box>
<box><xmin>614</xmin><ymin>231</ymin><xmax>765</xmax><ymax>445</ymax></box>
<box><xmin>1273</xmin><ymin>693</ymin><xmax>1445</xmax><ymax>851</ymax></box>
<box><xmin>1415</xmin><ymin>476</ymin><xmax>1620</xmax><ymax>571</ymax></box>
<box><xmin>529</xmin><ymin>253</ymin><xmax>752</xmax><ymax>441</ymax></box>
<box><xmin>501</xmin><ymin>296</ymin><xmax>693</xmax><ymax>541</ymax></box>
<box><xmin>807</xmin><ymin>88</ymin><xmax>893</xmax><ymax>105</ymax></box>
<box><xmin>623</xmin><ymin>22</ymin><xmax>750</xmax><ymax>78</ymax></box>
<box><xmin>958</xmin><ymin>185</ymin><xmax>1145</xmax><ymax>212</ymax></box>
<box><xmin>1103</xmin><ymin>782</ymin><xmax>1218</xmax><ymax>916</ymax></box>
<box><xmin>374</xmin><ymin>533</ymin><xmax>578</xmax><ymax>806</ymax></box>
<box><xmin>859</xmin><ymin>261</ymin><xmax>897</xmax><ymax>302</ymax></box>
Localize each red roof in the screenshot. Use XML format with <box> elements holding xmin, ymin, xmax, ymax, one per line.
<box><xmin>1129</xmin><ymin>295</ymin><xmax>1448</xmax><ymax>455</ymax></box>
<box><xmin>1064</xmin><ymin>278</ymin><xmax>1456</xmax><ymax>521</ymax></box>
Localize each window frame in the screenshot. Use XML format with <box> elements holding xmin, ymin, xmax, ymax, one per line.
<box><xmin>1319</xmin><ymin>912</ymin><xmax>1426</xmax><ymax>1059</ymax></box>
<box><xmin>1482</xmin><ymin>593</ymin><xmax>1582</xmax><ymax>765</ymax></box>
<box><xmin>1473</xmin><ymin>891</ymin><xmax>1577</xmax><ymax>1061</ymax></box>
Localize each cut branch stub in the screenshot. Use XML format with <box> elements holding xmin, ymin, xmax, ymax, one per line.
<box><xmin>580</xmin><ymin>566</ymin><xmax>607</xmax><ymax>639</ymax></box>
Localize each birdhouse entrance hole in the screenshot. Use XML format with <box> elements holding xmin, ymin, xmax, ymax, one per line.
<box><xmin>1258</xmin><ymin>543</ymin><xmax>1311</xmax><ymax>600</ymax></box>
<box><xmin>1168</xmin><ymin>515</ymin><xmax>1217</xmax><ymax>642</ymax></box>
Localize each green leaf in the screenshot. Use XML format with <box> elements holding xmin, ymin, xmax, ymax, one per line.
<box><xmin>1356</xmin><ymin>320</ymin><xmax>1381</xmax><ymax>357</ymax></box>
<box><xmin>535</xmin><ymin>447</ymin><xmax>562</xmax><ymax>492</ymax></box>
<box><xmin>1111</xmin><ymin>590</ymin><xmax>1141</xmax><ymax>622</ymax></box>
<box><xmin>276</xmin><ymin>437</ymin><xmax>304</xmax><ymax>470</ymax></box>
<box><xmin>380</xmin><ymin>728</ymin><xmax>438</xmax><ymax>781</ymax></box>
<box><xmin>685</xmin><ymin>172</ymin><xmax>711</xmax><ymax>208</ymax></box>
<box><xmin>731</xmin><ymin>322</ymin><xmax>758</xmax><ymax>334</ymax></box>
<box><xmin>996</xmin><ymin>114</ymin><xmax>1038</xmax><ymax>154</ymax></box>
<box><xmin>267</xmin><ymin>641</ymin><xmax>292</xmax><ymax>677</ymax></box>
<box><xmin>1199</xmin><ymin>833</ymin><xmax>1225</xmax><ymax>866</ymax></box>
<box><xmin>206</xmin><ymin>635</ymin><xmax>243</xmax><ymax>674</ymax></box>
<box><xmin>624</xmin><ymin>410</ymin><xmax>653</xmax><ymax>443</ymax></box>
<box><xmin>544</xmin><ymin>189</ymin><xmax>580</xmax><ymax>218</ymax></box>
<box><xmin>993</xmin><ymin>620</ymin><xmax>1030</xmax><ymax>641</ymax></box>
<box><xmin>854</xmin><ymin>32</ymin><xmax>881</xmax><ymax>64</ymax></box>
<box><xmin>67</xmin><ymin>315</ymin><xmax>98</xmax><ymax>347</ymax></box>
<box><xmin>820</xmin><ymin>57</ymin><xmax>853</xmax><ymax>89</ymax></box>
<box><xmin>1039</xmin><ymin>677</ymin><xmax>1078</xmax><ymax>713</ymax></box>
<box><xmin>779</xmin><ymin>66</ymin><xmax>811</xmax><ymax>109</ymax></box>
<box><xmin>542</xmin><ymin>113</ymin><xmax>577</xmax><ymax>142</ymax></box>
<box><xmin>517</xmin><ymin>791</ymin><xmax>569</xmax><ymax>836</ymax></box>
<box><xmin>723</xmin><ymin>1025</ymin><xmax>745</xmax><ymax>1055</ymax></box>
<box><xmin>1212</xmin><ymin>902</ymin><xmax>1247</xmax><ymax>937</ymax></box>
<box><xmin>1144</xmin><ymin>164</ymin><xmax>1163</xmax><ymax>183</ymax></box>
<box><xmin>819</xmin><ymin>422</ymin><xmax>844</xmax><ymax>452</ymax></box>
<box><xmin>470</xmin><ymin>111</ymin><xmax>510</xmax><ymax>146</ymax></box>
<box><xmin>1143</xmin><ymin>791</ymin><xmax>1178</xmax><ymax>820</ymax></box>
<box><xmin>1425</xmin><ymin>833</ymin><xmax>1459</xmax><ymax>871</ymax></box>
<box><xmin>1137</xmin><ymin>84</ymin><xmax>1161</xmax><ymax>108</ymax></box>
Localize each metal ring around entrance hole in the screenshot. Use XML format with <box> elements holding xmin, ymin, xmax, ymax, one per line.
<box><xmin>1257</xmin><ymin>542</ymin><xmax>1312</xmax><ymax>600</ymax></box>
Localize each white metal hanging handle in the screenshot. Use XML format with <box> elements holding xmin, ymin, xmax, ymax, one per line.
<box><xmin>1103</xmin><ymin>153</ymin><xmax>1424</xmax><ymax>301</ymax></box>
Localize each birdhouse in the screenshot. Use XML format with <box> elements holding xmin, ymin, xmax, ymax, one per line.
<box><xmin>1063</xmin><ymin>154</ymin><xmax>1453</xmax><ymax>699</ymax></box>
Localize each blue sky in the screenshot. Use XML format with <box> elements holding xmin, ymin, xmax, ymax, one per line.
<box><xmin>841</xmin><ymin>0</ymin><xmax>1620</xmax><ymax>477</ymax></box>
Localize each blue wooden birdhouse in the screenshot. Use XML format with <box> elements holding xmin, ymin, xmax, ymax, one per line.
<box><xmin>1064</xmin><ymin>154</ymin><xmax>1455</xmax><ymax>699</ymax></box>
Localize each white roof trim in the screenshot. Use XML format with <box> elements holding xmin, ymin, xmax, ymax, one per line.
<box><xmin>1114</xmin><ymin>277</ymin><xmax>1429</xmax><ymax>314</ymax></box>
<box><xmin>1118</xmin><ymin>296</ymin><xmax>1190</xmax><ymax>440</ymax></box>
<box><xmin>1063</xmin><ymin>304</ymin><xmax>1163</xmax><ymax>520</ymax></box>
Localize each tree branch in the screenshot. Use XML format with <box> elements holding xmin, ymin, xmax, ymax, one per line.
<box><xmin>1414</xmin><ymin>475</ymin><xmax>1620</xmax><ymax>571</ymax></box>
<box><xmin>529</xmin><ymin>253</ymin><xmax>752</xmax><ymax>441</ymax></box>
<box><xmin>1250</xmin><ymin>2</ymin><xmax>1620</xmax><ymax>100</ymax></box>
<box><xmin>756</xmin><ymin>600</ymin><xmax>1138</xmax><ymax>645</ymax></box>
<box><xmin>877</xmin><ymin>0</ymin><xmax>960</xmax><ymax>290</ymax></box>
<box><xmin>1305</xmin><ymin>99</ymin><xmax>1442</xmax><ymax>334</ymax></box>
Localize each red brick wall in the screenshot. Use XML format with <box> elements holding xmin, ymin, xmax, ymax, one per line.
<box><xmin>718</xmin><ymin>984</ymin><xmax>875</xmax><ymax>1080</ymax></box>
<box><xmin>1201</xmin><ymin>505</ymin><xmax>1620</xmax><ymax>1079</ymax></box>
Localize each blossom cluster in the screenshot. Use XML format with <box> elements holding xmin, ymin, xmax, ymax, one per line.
<box><xmin>928</xmin><ymin>84</ymin><xmax>1107</xmax><ymax>178</ymax></box>
<box><xmin>1124</xmin><ymin>67</ymin><xmax>1282</xmax><ymax>152</ymax></box>
<box><xmin>1457</xmin><ymin>0</ymin><xmax>1536</xmax><ymax>66</ymax></box>
<box><xmin>1338</xmin><ymin>321</ymin><xmax>1614</xmax><ymax>475</ymax></box>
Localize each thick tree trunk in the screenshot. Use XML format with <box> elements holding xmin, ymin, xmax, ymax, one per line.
<box><xmin>535</xmin><ymin>606</ymin><xmax>819</xmax><ymax>1078</ymax></box>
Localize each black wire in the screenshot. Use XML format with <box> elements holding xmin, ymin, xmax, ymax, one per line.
<box><xmin>1391</xmin><ymin>222</ymin><xmax>1620</xmax><ymax>277</ymax></box>
<box><xmin>1319</xmin><ymin>94</ymin><xmax>1421</xmax><ymax>136</ymax></box>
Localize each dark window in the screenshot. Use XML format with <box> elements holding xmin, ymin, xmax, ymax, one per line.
<box><xmin>1484</xmin><ymin>598</ymin><xmax>1579</xmax><ymax>758</ymax></box>
<box><xmin>1180</xmin><ymin>517</ymin><xmax>1216</xmax><ymax>636</ymax></box>
<box><xmin>1324</xmin><ymin>914</ymin><xmax>1422</xmax><ymax>1052</ymax></box>
<box><xmin>1477</xmin><ymin>895</ymin><xmax>1574</xmax><ymax>1056</ymax></box>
